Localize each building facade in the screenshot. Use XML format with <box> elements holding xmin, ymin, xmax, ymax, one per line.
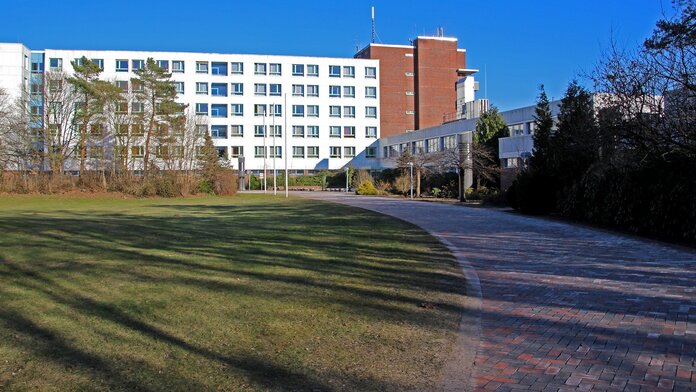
<box><xmin>0</xmin><ymin>43</ymin><xmax>381</xmax><ymax>173</ymax></box>
<box><xmin>355</xmin><ymin>36</ymin><xmax>477</xmax><ymax>137</ymax></box>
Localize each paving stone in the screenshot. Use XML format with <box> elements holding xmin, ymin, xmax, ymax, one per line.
<box><xmin>299</xmin><ymin>193</ymin><xmax>696</xmax><ymax>392</ymax></box>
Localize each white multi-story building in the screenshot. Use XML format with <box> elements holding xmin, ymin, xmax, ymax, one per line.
<box><xmin>0</xmin><ymin>43</ymin><xmax>381</xmax><ymax>174</ymax></box>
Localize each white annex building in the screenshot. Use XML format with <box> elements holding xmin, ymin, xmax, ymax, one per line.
<box><xmin>0</xmin><ymin>43</ymin><xmax>381</xmax><ymax>174</ymax></box>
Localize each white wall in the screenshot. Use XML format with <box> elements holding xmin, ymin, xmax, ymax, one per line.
<box><xmin>0</xmin><ymin>43</ymin><xmax>29</xmax><ymax>102</ymax></box>
<box><xmin>42</xmin><ymin>48</ymin><xmax>381</xmax><ymax>171</ymax></box>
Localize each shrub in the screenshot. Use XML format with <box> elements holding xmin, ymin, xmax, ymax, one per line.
<box><xmin>393</xmin><ymin>174</ymin><xmax>411</xmax><ymax>195</ymax></box>
<box><xmin>356</xmin><ymin>180</ymin><xmax>379</xmax><ymax>195</ymax></box>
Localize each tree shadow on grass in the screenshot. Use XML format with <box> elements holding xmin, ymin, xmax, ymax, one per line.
<box><xmin>0</xmin><ymin>198</ymin><xmax>469</xmax><ymax>391</ymax></box>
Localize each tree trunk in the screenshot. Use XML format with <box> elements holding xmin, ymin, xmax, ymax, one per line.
<box><xmin>416</xmin><ymin>168</ymin><xmax>421</xmax><ymax>198</ymax></box>
<box><xmin>143</xmin><ymin>94</ymin><xmax>156</xmax><ymax>177</ymax></box>
<box><xmin>80</xmin><ymin>95</ymin><xmax>89</xmax><ymax>178</ymax></box>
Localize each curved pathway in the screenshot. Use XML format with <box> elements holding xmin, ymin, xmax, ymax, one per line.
<box><xmin>296</xmin><ymin>192</ymin><xmax>696</xmax><ymax>391</ymax></box>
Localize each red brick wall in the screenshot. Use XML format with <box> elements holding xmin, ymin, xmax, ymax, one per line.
<box><xmin>356</xmin><ymin>45</ymin><xmax>415</xmax><ymax>138</ymax></box>
<box><xmin>356</xmin><ymin>39</ymin><xmax>467</xmax><ymax>137</ymax></box>
<box><xmin>415</xmin><ymin>38</ymin><xmax>464</xmax><ymax>130</ymax></box>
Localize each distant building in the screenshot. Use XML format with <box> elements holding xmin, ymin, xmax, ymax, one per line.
<box><xmin>355</xmin><ymin>35</ymin><xmax>478</xmax><ymax>137</ymax></box>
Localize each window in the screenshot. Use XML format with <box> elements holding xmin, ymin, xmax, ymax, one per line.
<box><xmin>132</xmin><ymin>124</ymin><xmax>144</xmax><ymax>136</ymax></box>
<box><xmin>366</xmin><ymin>106</ymin><xmax>377</xmax><ymax>118</ymax></box>
<box><xmin>211</xmin><ymin>83</ymin><xmax>228</xmax><ymax>96</ymax></box>
<box><xmin>254</xmin><ymin>83</ymin><xmax>267</xmax><ymax>96</ymax></box>
<box><xmin>90</xmin><ymin>124</ymin><xmax>104</xmax><ymax>136</ymax></box>
<box><xmin>115</xmin><ymin>59</ymin><xmax>128</xmax><ymax>72</ymax></box>
<box><xmin>292</xmin><ymin>146</ymin><xmax>304</xmax><ymax>158</ymax></box>
<box><xmin>292</xmin><ymin>105</ymin><xmax>304</xmax><ymax>117</ymax></box>
<box><xmin>115</xmin><ymin>101</ymin><xmax>128</xmax><ymax>114</ymax></box>
<box><xmin>307</xmin><ymin>64</ymin><xmax>319</xmax><ymax>76</ymax></box>
<box><xmin>365</xmin><ymin>147</ymin><xmax>376</xmax><ymax>158</ymax></box>
<box><xmin>216</xmin><ymin>147</ymin><xmax>227</xmax><ymax>159</ymax></box>
<box><xmin>344</xmin><ymin>146</ymin><xmax>356</xmax><ymax>157</ymax></box>
<box><xmin>264</xmin><ymin>83</ymin><xmax>280</xmax><ymax>96</ymax></box>
<box><xmin>292</xmin><ymin>84</ymin><xmax>304</xmax><ymax>97</ymax></box>
<box><xmin>131</xmin><ymin>146</ymin><xmax>145</xmax><ymax>158</ymax></box>
<box><xmin>329</xmin><ymin>146</ymin><xmax>341</xmax><ymax>158</ymax></box>
<box><xmin>365</xmin><ymin>66</ymin><xmax>377</xmax><ymax>79</ymax></box>
<box><xmin>92</xmin><ymin>59</ymin><xmax>104</xmax><ymax>70</ymax></box>
<box><xmin>255</xmin><ymin>146</ymin><xmax>266</xmax><ymax>158</ymax></box>
<box><xmin>231</xmin><ymin>104</ymin><xmax>243</xmax><ymax>116</ymax></box>
<box><xmin>211</xmin><ymin>104</ymin><xmax>227</xmax><ymax>117</ymax></box>
<box><xmin>195</xmin><ymin>125</ymin><xmax>207</xmax><ymax>136</ymax></box>
<box><xmin>269</xmin><ymin>63</ymin><xmax>281</xmax><ymax>75</ymax></box>
<box><xmin>116</xmin><ymin>124</ymin><xmax>129</xmax><ymax>136</ymax></box>
<box><xmin>366</xmin><ymin>126</ymin><xmax>377</xmax><ymax>138</ymax></box>
<box><xmin>307</xmin><ymin>105</ymin><xmax>319</xmax><ymax>117</ymax></box>
<box><xmin>343</xmin><ymin>106</ymin><xmax>355</xmax><ymax>118</ymax></box>
<box><xmin>343</xmin><ymin>126</ymin><xmax>355</xmax><ymax>138</ymax></box>
<box><xmin>329</xmin><ymin>106</ymin><xmax>341</xmax><ymax>117</ymax></box>
<box><xmin>174</xmin><ymin>81</ymin><xmax>184</xmax><ymax>94</ymax></box>
<box><xmin>427</xmin><ymin>138</ymin><xmax>439</xmax><ymax>152</ymax></box>
<box><xmin>292</xmin><ymin>64</ymin><xmax>304</xmax><ymax>76</ymax></box>
<box><xmin>196</xmin><ymin>61</ymin><xmax>208</xmax><ymax>73</ymax></box>
<box><xmin>116</xmin><ymin>80</ymin><xmax>129</xmax><ymax>92</ymax></box>
<box><xmin>48</xmin><ymin>58</ymin><xmax>61</xmax><ymax>69</ymax></box>
<box><xmin>307</xmin><ymin>126</ymin><xmax>319</xmax><ymax>138</ymax></box>
<box><xmin>270</xmin><ymin>104</ymin><xmax>282</xmax><ymax>117</ymax></box>
<box><xmin>343</xmin><ymin>86</ymin><xmax>355</xmax><ymax>98</ymax></box>
<box><xmin>329</xmin><ymin>65</ymin><xmax>341</xmax><ymax>77</ymax></box>
<box><xmin>231</xmin><ymin>62</ymin><xmax>243</xmax><ymax>74</ymax></box>
<box><xmin>230</xmin><ymin>125</ymin><xmax>243</xmax><ymax>137</ymax></box>
<box><xmin>306</xmin><ymin>146</ymin><xmax>319</xmax><ymax>158</ymax></box>
<box><xmin>342</xmin><ymin>66</ymin><xmax>355</xmax><ymax>78</ymax></box>
<box><xmin>195</xmin><ymin>103</ymin><xmax>209</xmax><ymax>115</ymax></box>
<box><xmin>230</xmin><ymin>146</ymin><xmax>243</xmax><ymax>158</ymax></box>
<box><xmin>231</xmin><ymin>83</ymin><xmax>243</xmax><ymax>95</ymax></box>
<box><xmin>254</xmin><ymin>104</ymin><xmax>267</xmax><ymax>116</ymax></box>
<box><xmin>211</xmin><ymin>125</ymin><xmax>227</xmax><ymax>138</ymax></box>
<box><xmin>270</xmin><ymin>125</ymin><xmax>282</xmax><ymax>137</ymax></box>
<box><xmin>157</xmin><ymin>60</ymin><xmax>169</xmax><ymax>72</ymax></box>
<box><xmin>171</xmin><ymin>60</ymin><xmax>184</xmax><ymax>73</ymax></box>
<box><xmin>254</xmin><ymin>125</ymin><xmax>266</xmax><ymax>137</ymax></box>
<box><xmin>329</xmin><ymin>85</ymin><xmax>341</xmax><ymax>97</ymax></box>
<box><xmin>307</xmin><ymin>85</ymin><xmax>319</xmax><ymax>97</ymax></box>
<box><xmin>443</xmin><ymin>135</ymin><xmax>457</xmax><ymax>149</ymax></box>
<box><xmin>132</xmin><ymin>102</ymin><xmax>144</xmax><ymax>113</ymax></box>
<box><xmin>365</xmin><ymin>86</ymin><xmax>377</xmax><ymax>98</ymax></box>
<box><xmin>254</xmin><ymin>63</ymin><xmax>267</xmax><ymax>75</ymax></box>
<box><xmin>329</xmin><ymin>126</ymin><xmax>341</xmax><ymax>138</ymax></box>
<box><xmin>132</xmin><ymin>80</ymin><xmax>143</xmax><ymax>92</ymax></box>
<box><xmin>292</xmin><ymin>125</ymin><xmax>304</xmax><ymax>137</ymax></box>
<box><xmin>196</xmin><ymin>82</ymin><xmax>208</xmax><ymax>94</ymax></box>
<box><xmin>211</xmin><ymin>62</ymin><xmax>228</xmax><ymax>75</ymax></box>
<box><xmin>132</xmin><ymin>59</ymin><xmax>144</xmax><ymax>70</ymax></box>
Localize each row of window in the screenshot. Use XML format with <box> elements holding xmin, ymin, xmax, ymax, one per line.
<box><xmin>187</xmin><ymin>82</ymin><xmax>377</xmax><ymax>99</ymax></box>
<box><xmin>46</xmin><ymin>57</ymin><xmax>377</xmax><ymax>79</ymax></box>
<box><xmin>383</xmin><ymin>135</ymin><xmax>461</xmax><ymax>158</ymax></box>
<box><xmin>193</xmin><ymin>103</ymin><xmax>378</xmax><ymax>118</ymax></box>
<box><xmin>206</xmin><ymin>124</ymin><xmax>378</xmax><ymax>139</ymax></box>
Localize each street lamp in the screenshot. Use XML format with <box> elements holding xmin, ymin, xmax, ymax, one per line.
<box><xmin>345</xmin><ymin>167</ymin><xmax>349</xmax><ymax>192</ymax></box>
<box><xmin>408</xmin><ymin>162</ymin><xmax>413</xmax><ymax>199</ymax></box>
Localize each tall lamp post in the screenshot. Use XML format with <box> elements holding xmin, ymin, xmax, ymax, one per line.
<box><xmin>408</xmin><ymin>162</ymin><xmax>413</xmax><ymax>199</ymax></box>
<box><xmin>262</xmin><ymin>110</ymin><xmax>267</xmax><ymax>193</ymax></box>
<box><xmin>272</xmin><ymin>104</ymin><xmax>277</xmax><ymax>196</ymax></box>
<box><xmin>345</xmin><ymin>167</ymin><xmax>349</xmax><ymax>192</ymax></box>
<box><xmin>284</xmin><ymin>93</ymin><xmax>288</xmax><ymax>198</ymax></box>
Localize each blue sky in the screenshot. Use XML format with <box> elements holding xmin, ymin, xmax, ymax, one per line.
<box><xmin>0</xmin><ymin>0</ymin><xmax>670</xmax><ymax>110</ymax></box>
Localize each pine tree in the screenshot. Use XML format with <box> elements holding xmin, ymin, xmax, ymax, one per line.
<box><xmin>68</xmin><ymin>57</ymin><xmax>120</xmax><ymax>177</ymax></box>
<box><xmin>197</xmin><ymin>133</ymin><xmax>223</xmax><ymax>192</ymax></box>
<box><xmin>530</xmin><ymin>85</ymin><xmax>554</xmax><ymax>172</ymax></box>
<box><xmin>133</xmin><ymin>58</ymin><xmax>179</xmax><ymax>176</ymax></box>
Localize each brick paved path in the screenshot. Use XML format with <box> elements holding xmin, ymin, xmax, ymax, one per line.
<box><xmin>296</xmin><ymin>193</ymin><xmax>696</xmax><ymax>391</ymax></box>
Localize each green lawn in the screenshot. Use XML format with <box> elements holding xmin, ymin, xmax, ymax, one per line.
<box><xmin>0</xmin><ymin>194</ymin><xmax>466</xmax><ymax>391</ymax></box>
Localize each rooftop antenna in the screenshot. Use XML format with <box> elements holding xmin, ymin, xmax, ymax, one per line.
<box><xmin>371</xmin><ymin>6</ymin><xmax>376</xmax><ymax>43</ymax></box>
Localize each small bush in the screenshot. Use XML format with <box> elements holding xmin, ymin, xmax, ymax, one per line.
<box><xmin>393</xmin><ymin>174</ymin><xmax>411</xmax><ymax>195</ymax></box>
<box><xmin>356</xmin><ymin>180</ymin><xmax>379</xmax><ymax>195</ymax></box>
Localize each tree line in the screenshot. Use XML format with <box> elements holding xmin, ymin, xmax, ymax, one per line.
<box><xmin>0</xmin><ymin>58</ymin><xmax>233</xmax><ymax>196</ymax></box>
<box><xmin>509</xmin><ymin>1</ymin><xmax>696</xmax><ymax>244</ymax></box>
